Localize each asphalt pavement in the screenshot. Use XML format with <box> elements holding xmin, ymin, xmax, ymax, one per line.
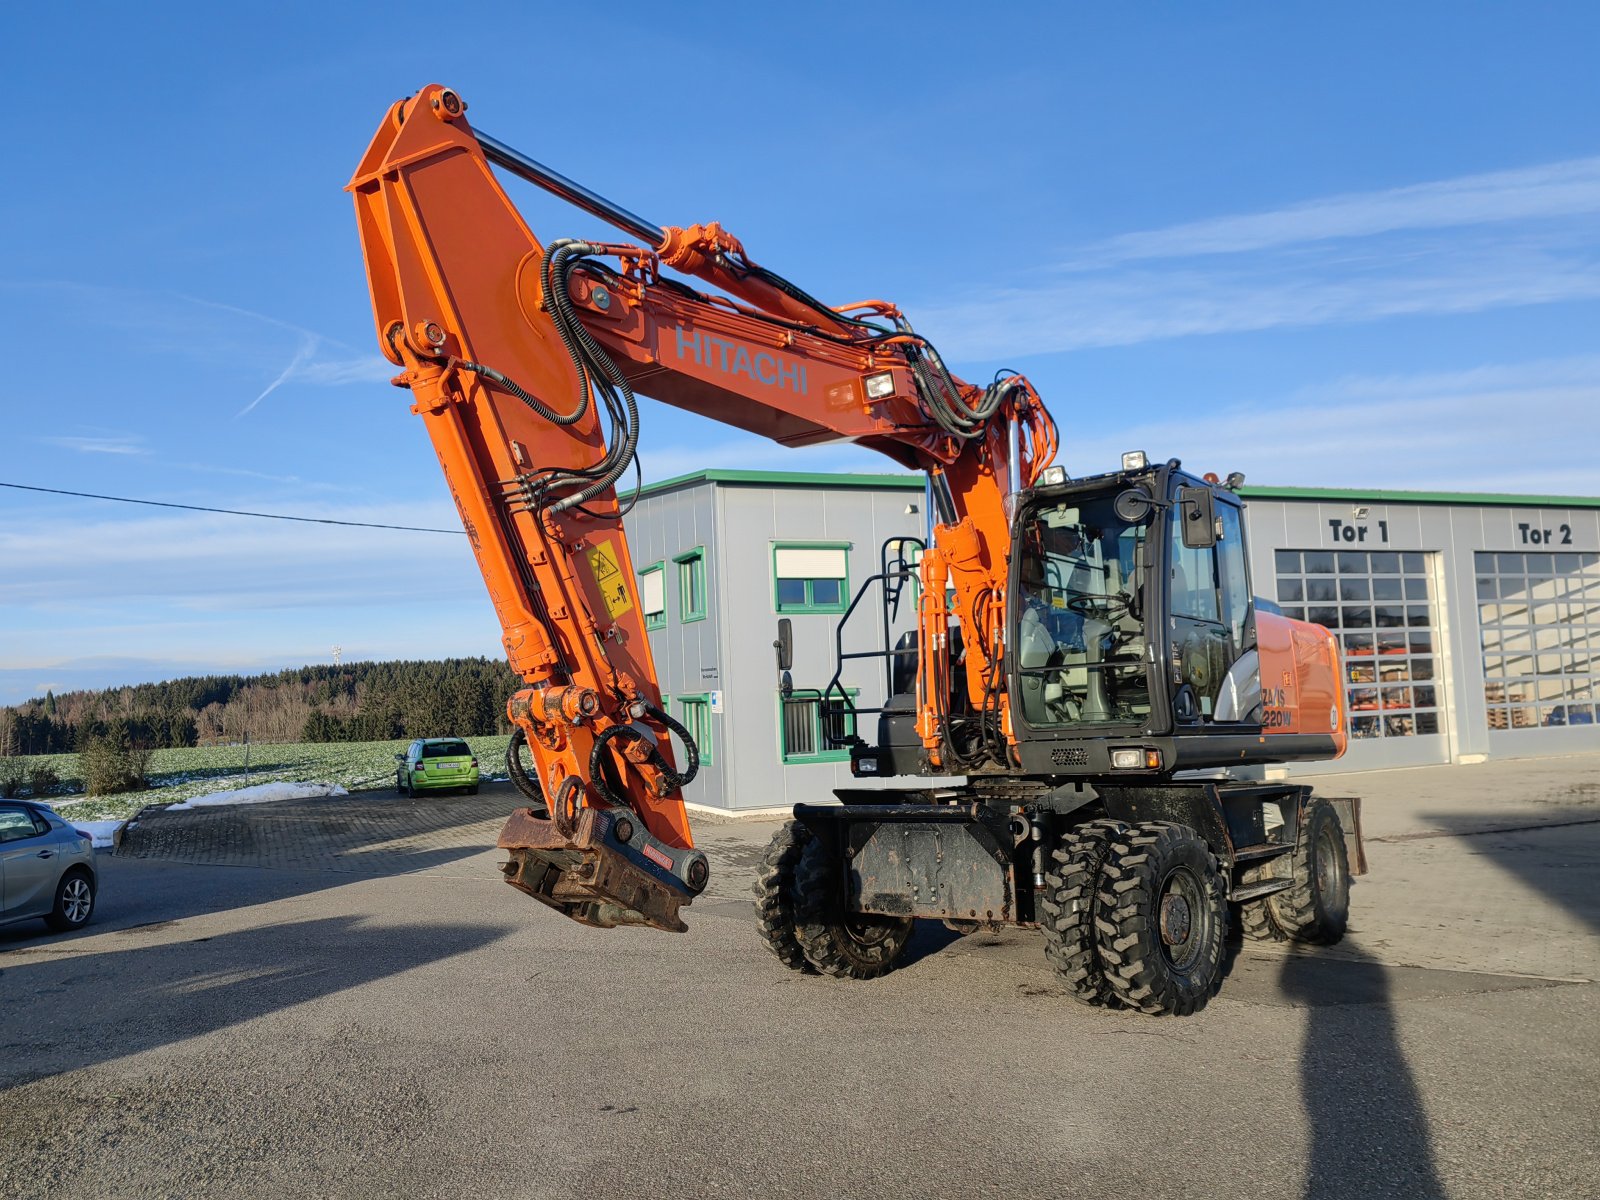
<box><xmin>1</xmin><ymin>754</ymin><xmax>1597</xmax><ymax>1199</ymax></box>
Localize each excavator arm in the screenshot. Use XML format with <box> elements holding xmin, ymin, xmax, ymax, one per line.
<box><xmin>347</xmin><ymin>84</ymin><xmax>1057</xmax><ymax>932</ymax></box>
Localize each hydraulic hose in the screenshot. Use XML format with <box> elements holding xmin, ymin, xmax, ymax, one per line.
<box><xmin>457</xmin><ymin>360</ymin><xmax>587</xmax><ymax>427</ymax></box>
<box><xmin>586</xmin><ymin>703</ymin><xmax>700</xmax><ymax>808</ymax></box>
<box><xmin>540</xmin><ymin>240</ymin><xmax>641</xmax><ymax>512</ymax></box>
<box><xmin>505</xmin><ymin>726</ymin><xmax>549</xmax><ymax>810</ymax></box>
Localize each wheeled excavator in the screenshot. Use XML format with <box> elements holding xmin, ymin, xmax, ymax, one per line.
<box><xmin>348</xmin><ymin>85</ymin><xmax>1365</xmax><ymax>1015</ymax></box>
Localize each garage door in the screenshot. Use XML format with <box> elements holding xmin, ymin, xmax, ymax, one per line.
<box><xmin>1274</xmin><ymin>549</ymin><xmax>1448</xmax><ymax>767</ymax></box>
<box><xmin>1476</xmin><ymin>551</ymin><xmax>1599</xmax><ymax>732</ymax></box>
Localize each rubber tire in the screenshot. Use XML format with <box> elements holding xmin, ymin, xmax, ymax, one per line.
<box><xmin>1094</xmin><ymin>822</ymin><xmax>1228</xmax><ymax>1016</ymax></box>
<box><xmin>467</xmin><ymin>784</ymin><xmax>479</xmax><ymax>796</ymax></box>
<box><xmin>1039</xmin><ymin>818</ymin><xmax>1129</xmax><ymax>1007</ymax></box>
<box><xmin>1265</xmin><ymin>797</ymin><xmax>1351</xmax><ymax>945</ymax></box>
<box><xmin>1236</xmin><ymin>861</ymin><xmax>1289</xmax><ymax>943</ymax></box>
<box><xmin>402</xmin><ymin>774</ymin><xmax>414</xmax><ymax>799</ymax></box>
<box><xmin>792</xmin><ymin>832</ymin><xmax>913</xmax><ymax>979</ymax></box>
<box><xmin>45</xmin><ymin>868</ymin><xmax>95</xmax><ymax>933</ymax></box>
<box><xmin>752</xmin><ymin>820</ymin><xmax>816</xmax><ymax>974</ymax></box>
<box><xmin>396</xmin><ymin>771</ymin><xmax>405</xmax><ymax>796</ymax></box>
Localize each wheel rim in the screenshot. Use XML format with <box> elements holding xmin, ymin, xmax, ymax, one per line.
<box><xmin>62</xmin><ymin>878</ymin><xmax>91</xmax><ymax>922</ymax></box>
<box><xmin>842</xmin><ymin>915</ymin><xmax>900</xmax><ymax>950</ymax></box>
<box><xmin>1157</xmin><ymin>866</ymin><xmax>1206</xmax><ymax>972</ymax></box>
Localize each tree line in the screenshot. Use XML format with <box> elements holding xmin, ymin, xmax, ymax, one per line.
<box><xmin>0</xmin><ymin>658</ymin><xmax>523</xmax><ymax>755</ymax></box>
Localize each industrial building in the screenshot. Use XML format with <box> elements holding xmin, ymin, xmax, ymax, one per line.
<box><xmin>625</xmin><ymin>470</ymin><xmax>1600</xmax><ymax>812</ymax></box>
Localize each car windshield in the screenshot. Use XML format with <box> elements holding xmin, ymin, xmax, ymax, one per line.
<box><xmin>424</xmin><ymin>741</ymin><xmax>470</xmax><ymax>758</ymax></box>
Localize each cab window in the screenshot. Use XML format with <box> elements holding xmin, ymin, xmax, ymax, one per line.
<box><xmin>1216</xmin><ymin>504</ymin><xmax>1251</xmax><ymax>648</ymax></box>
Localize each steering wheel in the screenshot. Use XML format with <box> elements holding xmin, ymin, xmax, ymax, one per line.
<box><xmin>1067</xmin><ymin>594</ymin><xmax>1130</xmax><ymax>620</ymax></box>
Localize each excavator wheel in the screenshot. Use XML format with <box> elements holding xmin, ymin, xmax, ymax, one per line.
<box><xmin>1038</xmin><ymin>818</ymin><xmax>1130</xmax><ymax>1007</ymax></box>
<box><xmin>1235</xmin><ymin>862</ymin><xmax>1290</xmax><ymax>943</ymax></box>
<box><xmin>1265</xmin><ymin>797</ymin><xmax>1351</xmax><ymax>945</ymax></box>
<box><xmin>752</xmin><ymin>820</ymin><xmax>815</xmax><ymax>974</ymax></box>
<box><xmin>1093</xmin><ymin>822</ymin><xmax>1228</xmax><ymax>1016</ymax></box>
<box><xmin>792</xmin><ymin>831</ymin><xmax>913</xmax><ymax>980</ymax></box>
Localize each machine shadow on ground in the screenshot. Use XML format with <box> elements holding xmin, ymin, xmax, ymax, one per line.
<box><xmin>0</xmin><ymin>914</ymin><xmax>515</xmax><ymax>1093</ymax></box>
<box><xmin>1279</xmin><ymin>944</ymin><xmax>1446</xmax><ymax>1200</ymax></box>
<box><xmin>1432</xmin><ymin>806</ymin><xmax>1600</xmax><ymax>937</ymax></box>
<box><xmin>0</xmin><ymin>789</ymin><xmax>521</xmax><ymax>948</ymax></box>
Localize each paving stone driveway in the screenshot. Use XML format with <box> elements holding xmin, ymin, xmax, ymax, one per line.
<box><xmin>116</xmin><ymin>788</ymin><xmax>521</xmax><ymax>877</ymax></box>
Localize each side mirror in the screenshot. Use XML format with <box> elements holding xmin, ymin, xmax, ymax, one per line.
<box><xmin>774</xmin><ymin>618</ymin><xmax>793</xmax><ymax>672</ymax></box>
<box><xmin>1179</xmin><ymin>486</ymin><xmax>1217</xmax><ymax>549</ymax></box>
<box><xmin>1113</xmin><ymin>488</ymin><xmax>1155</xmax><ymax>524</ymax></box>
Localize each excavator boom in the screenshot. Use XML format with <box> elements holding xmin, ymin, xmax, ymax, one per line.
<box><xmin>347</xmin><ymin>84</ymin><xmax>1056</xmax><ymax>931</ymax></box>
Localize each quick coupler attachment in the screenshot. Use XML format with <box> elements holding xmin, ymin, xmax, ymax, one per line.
<box><xmin>497</xmin><ymin>804</ymin><xmax>708</xmax><ymax>933</ymax></box>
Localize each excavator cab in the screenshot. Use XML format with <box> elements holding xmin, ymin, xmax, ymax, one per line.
<box><xmin>846</xmin><ymin>456</ymin><xmax>1342</xmax><ymax>784</ymax></box>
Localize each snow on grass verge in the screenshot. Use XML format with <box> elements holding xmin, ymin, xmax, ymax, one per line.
<box><xmin>28</xmin><ymin>735</ymin><xmax>513</xmax><ymax>822</ymax></box>
<box><xmin>71</xmin><ymin>820</ymin><xmax>125</xmax><ymax>848</ymax></box>
<box><xmin>167</xmin><ymin>781</ymin><xmax>350</xmax><ymax>810</ymax></box>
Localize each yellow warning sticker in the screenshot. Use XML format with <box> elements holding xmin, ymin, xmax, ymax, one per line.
<box><xmin>584</xmin><ymin>537</ymin><xmax>633</xmax><ymax>620</ymax></box>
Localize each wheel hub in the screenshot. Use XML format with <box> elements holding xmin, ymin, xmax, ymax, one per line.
<box><xmin>1160</xmin><ymin>893</ymin><xmax>1192</xmax><ymax>947</ymax></box>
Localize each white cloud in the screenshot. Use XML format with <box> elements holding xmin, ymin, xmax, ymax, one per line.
<box><xmin>911</xmin><ymin>156</ymin><xmax>1600</xmax><ymax>360</ymax></box>
<box><xmin>0</xmin><ymin>500</ymin><xmax>472</xmax><ymax>612</ymax></box>
<box><xmin>636</xmin><ymin>435</ymin><xmax>891</xmax><ymax>483</ymax></box>
<box><xmin>920</xmin><ymin>233</ymin><xmax>1600</xmax><ymax>359</ymax></box>
<box><xmin>1064</xmin><ymin>354</ymin><xmax>1600</xmax><ymax>494</ymax></box>
<box><xmin>1076</xmin><ymin>156</ymin><xmax>1600</xmax><ymax>265</ymax></box>
<box><xmin>40</xmin><ymin>433</ymin><xmax>150</xmax><ymax>456</ymax></box>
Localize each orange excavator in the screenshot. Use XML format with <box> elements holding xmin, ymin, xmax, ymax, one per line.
<box><xmin>348</xmin><ymin>85</ymin><xmax>1364</xmax><ymax>1014</ymax></box>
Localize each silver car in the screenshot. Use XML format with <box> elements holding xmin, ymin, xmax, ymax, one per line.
<box><xmin>0</xmin><ymin>801</ymin><xmax>97</xmax><ymax>933</ymax></box>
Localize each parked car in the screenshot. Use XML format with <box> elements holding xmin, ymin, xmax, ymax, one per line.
<box><xmin>395</xmin><ymin>738</ymin><xmax>480</xmax><ymax>797</ymax></box>
<box><xmin>0</xmin><ymin>801</ymin><xmax>97</xmax><ymax>934</ymax></box>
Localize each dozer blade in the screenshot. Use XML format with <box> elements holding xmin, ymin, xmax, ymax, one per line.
<box><xmin>496</xmin><ymin>805</ymin><xmax>704</xmax><ymax>933</ymax></box>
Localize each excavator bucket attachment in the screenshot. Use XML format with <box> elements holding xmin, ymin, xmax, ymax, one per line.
<box><xmin>497</xmin><ymin>805</ymin><xmax>704</xmax><ymax>933</ymax></box>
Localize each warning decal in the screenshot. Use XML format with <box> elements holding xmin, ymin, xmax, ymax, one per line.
<box><xmin>584</xmin><ymin>537</ymin><xmax>634</xmax><ymax>621</ymax></box>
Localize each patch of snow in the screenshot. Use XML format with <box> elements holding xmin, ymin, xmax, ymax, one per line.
<box><xmin>72</xmin><ymin>820</ymin><xmax>124</xmax><ymax>848</ymax></box>
<box><xmin>166</xmin><ymin>782</ymin><xmax>350</xmax><ymax>811</ymax></box>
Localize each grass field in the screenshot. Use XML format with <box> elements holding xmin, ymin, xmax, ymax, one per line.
<box><xmin>15</xmin><ymin>735</ymin><xmax>514</xmax><ymax>822</ymax></box>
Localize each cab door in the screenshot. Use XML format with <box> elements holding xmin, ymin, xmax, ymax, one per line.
<box><xmin>1167</xmin><ymin>489</ymin><xmax>1252</xmax><ymax>722</ymax></box>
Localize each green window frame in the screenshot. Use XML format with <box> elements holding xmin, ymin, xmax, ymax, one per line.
<box><xmin>639</xmin><ymin>561</ymin><xmax>666</xmax><ymax>630</ymax></box>
<box><xmin>678</xmin><ymin>694</ymin><xmax>713</xmax><ymax>766</ymax></box>
<box><xmin>772</xmin><ymin>541</ymin><xmax>851</xmax><ymax>615</ymax></box>
<box><xmin>675</xmin><ymin>547</ymin><xmax>707</xmax><ymax>623</ymax></box>
<box><xmin>778</xmin><ymin>690</ymin><xmax>858</xmax><ymax>764</ymax></box>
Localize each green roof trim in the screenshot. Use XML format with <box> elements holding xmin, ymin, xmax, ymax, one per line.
<box><xmin>628</xmin><ymin>468</ymin><xmax>924</xmax><ymax>500</ymax></box>
<box><xmin>1238</xmin><ymin>485</ymin><xmax>1600</xmax><ymax>510</ymax></box>
<box><xmin>626</xmin><ymin>471</ymin><xmax>1598</xmax><ymax>509</ymax></box>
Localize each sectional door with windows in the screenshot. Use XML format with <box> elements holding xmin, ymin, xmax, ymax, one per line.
<box><xmin>1274</xmin><ymin>549</ymin><xmax>1449</xmax><ymax>767</ymax></box>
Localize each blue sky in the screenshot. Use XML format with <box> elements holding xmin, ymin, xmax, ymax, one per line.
<box><xmin>4</xmin><ymin>2</ymin><xmax>1599</xmax><ymax>701</ymax></box>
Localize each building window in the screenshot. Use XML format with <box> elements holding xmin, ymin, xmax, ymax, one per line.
<box><xmin>1274</xmin><ymin>550</ymin><xmax>1442</xmax><ymax>740</ymax></box>
<box><xmin>779</xmin><ymin>691</ymin><xmax>857</xmax><ymax>763</ymax></box>
<box><xmin>678</xmin><ymin>694</ymin><xmax>713</xmax><ymax>765</ymax></box>
<box><xmin>675</xmin><ymin>547</ymin><xmax>707</xmax><ymax>623</ymax></box>
<box><xmin>639</xmin><ymin>562</ymin><xmax>666</xmax><ymax>630</ymax></box>
<box><xmin>773</xmin><ymin>543</ymin><xmax>850</xmax><ymax>614</ymax></box>
<box><xmin>1476</xmin><ymin>551</ymin><xmax>1598</xmax><ymax>730</ymax></box>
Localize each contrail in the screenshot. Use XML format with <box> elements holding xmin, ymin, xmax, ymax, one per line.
<box><xmin>237</xmin><ymin>336</ymin><xmax>318</xmax><ymax>417</ymax></box>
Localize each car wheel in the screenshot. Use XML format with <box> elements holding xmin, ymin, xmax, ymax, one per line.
<box><xmin>45</xmin><ymin>869</ymin><xmax>95</xmax><ymax>933</ymax></box>
<box><xmin>402</xmin><ymin>773</ymin><xmax>414</xmax><ymax>798</ymax></box>
<box><xmin>396</xmin><ymin>771</ymin><xmax>405</xmax><ymax>796</ymax></box>
<box><xmin>468</xmin><ymin>784</ymin><xmax>479</xmax><ymax>795</ymax></box>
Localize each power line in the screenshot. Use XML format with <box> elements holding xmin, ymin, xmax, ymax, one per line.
<box><xmin>0</xmin><ymin>480</ymin><xmax>466</xmax><ymax>535</ymax></box>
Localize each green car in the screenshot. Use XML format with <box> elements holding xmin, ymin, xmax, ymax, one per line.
<box><xmin>395</xmin><ymin>738</ymin><xmax>480</xmax><ymax>796</ymax></box>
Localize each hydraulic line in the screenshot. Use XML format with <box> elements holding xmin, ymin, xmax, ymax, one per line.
<box><xmin>587</xmin><ymin>703</ymin><xmax>700</xmax><ymax>808</ymax></box>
